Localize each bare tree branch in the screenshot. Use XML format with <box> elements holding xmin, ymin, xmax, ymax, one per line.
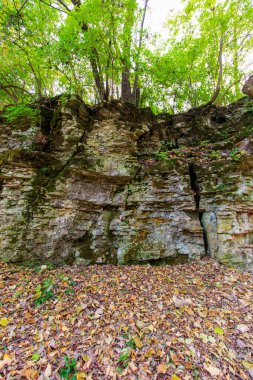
<box><xmin>17</xmin><ymin>0</ymin><xmax>29</xmax><ymax>13</ymax></box>
<box><xmin>0</xmin><ymin>83</ymin><xmax>18</xmax><ymax>102</ymax></box>
<box><xmin>40</xmin><ymin>0</ymin><xmax>69</xmax><ymax>14</ymax></box>
<box><xmin>0</xmin><ymin>83</ymin><xmax>33</xmax><ymax>96</ymax></box>
<box><xmin>218</xmin><ymin>78</ymin><xmax>242</xmax><ymax>103</ymax></box>
<box><xmin>56</xmin><ymin>0</ymin><xmax>71</xmax><ymax>12</ymax></box>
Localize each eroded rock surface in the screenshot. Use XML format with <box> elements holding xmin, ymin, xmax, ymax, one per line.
<box><xmin>0</xmin><ymin>96</ymin><xmax>252</xmax><ymax>269</ymax></box>
<box><xmin>242</xmin><ymin>75</ymin><xmax>253</xmax><ymax>99</ymax></box>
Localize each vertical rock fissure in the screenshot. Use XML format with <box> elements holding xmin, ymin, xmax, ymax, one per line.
<box><xmin>189</xmin><ymin>163</ymin><xmax>200</xmax><ymax>210</ymax></box>
<box><xmin>188</xmin><ymin>163</ymin><xmax>209</xmax><ymax>256</ymax></box>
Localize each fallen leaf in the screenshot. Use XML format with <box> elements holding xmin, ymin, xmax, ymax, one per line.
<box><xmin>133</xmin><ymin>335</ymin><xmax>143</xmax><ymax>348</ymax></box>
<box><xmin>171</xmin><ymin>375</ymin><xmax>181</xmax><ymax>380</ymax></box>
<box><xmin>136</xmin><ymin>320</ymin><xmax>144</xmax><ymax>330</ymax></box>
<box><xmin>0</xmin><ymin>317</ymin><xmax>9</xmax><ymax>327</ymax></box>
<box><xmin>170</xmin><ymin>351</ymin><xmax>180</xmax><ymax>364</ymax></box>
<box><xmin>172</xmin><ymin>295</ymin><xmax>192</xmax><ymax>308</ymax></box>
<box><xmin>44</xmin><ymin>363</ymin><xmax>52</xmax><ymax>377</ymax></box>
<box><xmin>0</xmin><ymin>354</ymin><xmax>12</xmax><ymax>370</ymax></box>
<box><xmin>242</xmin><ymin>361</ymin><xmax>253</xmax><ymax>370</ymax></box>
<box><xmin>236</xmin><ymin>324</ymin><xmax>249</xmax><ymax>333</ymax></box>
<box><xmin>203</xmin><ymin>363</ymin><xmax>222</xmax><ymax>376</ymax></box>
<box><xmin>77</xmin><ymin>372</ymin><xmax>87</xmax><ymax>379</ymax></box>
<box><xmin>214</xmin><ymin>327</ymin><xmax>224</xmax><ymax>336</ymax></box>
<box><xmin>31</xmin><ymin>353</ymin><xmax>40</xmax><ymax>361</ymax></box>
<box><xmin>157</xmin><ymin>363</ymin><xmax>168</xmax><ymax>374</ymax></box>
<box><xmin>22</xmin><ymin>368</ymin><xmax>38</xmax><ymax>380</ymax></box>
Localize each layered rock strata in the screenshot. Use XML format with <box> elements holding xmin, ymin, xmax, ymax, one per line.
<box><xmin>0</xmin><ymin>96</ymin><xmax>252</xmax><ymax>269</ymax></box>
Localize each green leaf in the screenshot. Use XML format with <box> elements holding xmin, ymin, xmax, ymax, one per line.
<box><xmin>32</xmin><ymin>353</ymin><xmax>40</xmax><ymax>361</ymax></box>
<box><xmin>214</xmin><ymin>327</ymin><xmax>224</xmax><ymax>336</ymax></box>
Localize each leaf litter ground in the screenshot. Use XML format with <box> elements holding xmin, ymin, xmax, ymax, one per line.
<box><xmin>0</xmin><ymin>259</ymin><xmax>252</xmax><ymax>380</ymax></box>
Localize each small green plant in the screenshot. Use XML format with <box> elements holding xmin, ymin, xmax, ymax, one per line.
<box><xmin>119</xmin><ymin>350</ymin><xmax>130</xmax><ymax>367</ymax></box>
<box><xmin>216</xmin><ymin>182</ymin><xmax>226</xmax><ymax>191</ymax></box>
<box><xmin>210</xmin><ymin>150</ymin><xmax>222</xmax><ymax>159</ymax></box>
<box><xmin>34</xmin><ymin>279</ymin><xmax>54</xmax><ymax>306</ymax></box>
<box><xmin>200</xmin><ymin>140</ymin><xmax>209</xmax><ymax>147</ymax></box>
<box><xmin>157</xmin><ymin>151</ymin><xmax>168</xmax><ymax>161</ymax></box>
<box><xmin>242</xmin><ymin>102</ymin><xmax>253</xmax><ymax>114</ymax></box>
<box><xmin>125</xmin><ymin>336</ymin><xmax>136</xmax><ymax>350</ymax></box>
<box><xmin>65</xmin><ymin>288</ymin><xmax>75</xmax><ymax>295</ymax></box>
<box><xmin>229</xmin><ymin>147</ymin><xmax>240</xmax><ymax>161</ymax></box>
<box><xmin>59</xmin><ymin>356</ymin><xmax>77</xmax><ymax>380</ymax></box>
<box><xmin>63</xmin><ymin>278</ymin><xmax>77</xmax><ymax>295</ymax></box>
<box><xmin>3</xmin><ymin>105</ymin><xmax>40</xmax><ymax>125</ymax></box>
<box><xmin>174</xmin><ymin>146</ymin><xmax>187</xmax><ymax>156</ymax></box>
<box><xmin>160</xmin><ymin>140</ymin><xmax>175</xmax><ymax>149</ymax></box>
<box><xmin>116</xmin><ymin>366</ymin><xmax>123</xmax><ymax>374</ymax></box>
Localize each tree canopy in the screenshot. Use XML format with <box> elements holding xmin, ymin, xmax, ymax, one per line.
<box><xmin>0</xmin><ymin>0</ymin><xmax>252</xmax><ymax>112</ymax></box>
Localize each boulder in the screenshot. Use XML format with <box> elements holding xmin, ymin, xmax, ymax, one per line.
<box><xmin>242</xmin><ymin>75</ymin><xmax>253</xmax><ymax>98</ymax></box>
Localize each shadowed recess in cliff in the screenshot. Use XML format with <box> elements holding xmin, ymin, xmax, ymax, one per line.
<box><xmin>188</xmin><ymin>163</ymin><xmax>209</xmax><ymax>256</ymax></box>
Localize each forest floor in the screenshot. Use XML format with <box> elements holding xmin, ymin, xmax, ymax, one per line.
<box><xmin>0</xmin><ymin>259</ymin><xmax>252</xmax><ymax>380</ymax></box>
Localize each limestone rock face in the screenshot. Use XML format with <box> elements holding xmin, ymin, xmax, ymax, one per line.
<box><xmin>0</xmin><ymin>95</ymin><xmax>252</xmax><ymax>269</ymax></box>
<box><xmin>242</xmin><ymin>75</ymin><xmax>253</xmax><ymax>98</ymax></box>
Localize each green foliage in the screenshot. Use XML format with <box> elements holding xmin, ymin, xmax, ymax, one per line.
<box><xmin>214</xmin><ymin>326</ymin><xmax>224</xmax><ymax>336</ymax></box>
<box><xmin>64</xmin><ymin>280</ymin><xmax>77</xmax><ymax>295</ymax></box>
<box><xmin>31</xmin><ymin>352</ymin><xmax>40</xmax><ymax>361</ymax></box>
<box><xmin>34</xmin><ymin>279</ymin><xmax>55</xmax><ymax>306</ymax></box>
<box><xmin>243</xmin><ymin>102</ymin><xmax>253</xmax><ymax>114</ymax></box>
<box><xmin>156</xmin><ymin>151</ymin><xmax>169</xmax><ymax>162</ymax></box>
<box><xmin>118</xmin><ymin>349</ymin><xmax>130</xmax><ymax>368</ymax></box>
<box><xmin>230</xmin><ymin>147</ymin><xmax>241</xmax><ymax>161</ymax></box>
<box><xmin>0</xmin><ymin>0</ymin><xmax>252</xmax><ymax>111</ymax></box>
<box><xmin>3</xmin><ymin>105</ymin><xmax>40</xmax><ymax>124</ymax></box>
<box><xmin>59</xmin><ymin>356</ymin><xmax>77</xmax><ymax>380</ymax></box>
<box><xmin>125</xmin><ymin>336</ymin><xmax>136</xmax><ymax>350</ymax></box>
<box><xmin>216</xmin><ymin>182</ymin><xmax>226</xmax><ymax>191</ymax></box>
<box><xmin>210</xmin><ymin>150</ymin><xmax>222</xmax><ymax>159</ymax></box>
<box><xmin>147</xmin><ymin>0</ymin><xmax>253</xmax><ymax>111</ymax></box>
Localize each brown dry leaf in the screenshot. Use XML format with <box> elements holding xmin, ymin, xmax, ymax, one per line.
<box><xmin>237</xmin><ymin>324</ymin><xmax>250</xmax><ymax>333</ymax></box>
<box><xmin>0</xmin><ymin>354</ymin><xmax>12</xmax><ymax>370</ymax></box>
<box><xmin>22</xmin><ymin>368</ymin><xmax>38</xmax><ymax>380</ymax></box>
<box><xmin>0</xmin><ymin>260</ymin><xmax>252</xmax><ymax>379</ymax></box>
<box><xmin>170</xmin><ymin>351</ymin><xmax>180</xmax><ymax>365</ymax></box>
<box><xmin>44</xmin><ymin>363</ymin><xmax>52</xmax><ymax>378</ymax></box>
<box><xmin>157</xmin><ymin>363</ymin><xmax>168</xmax><ymax>374</ymax></box>
<box><xmin>194</xmin><ymin>320</ymin><xmax>202</xmax><ymax>328</ymax></box>
<box><xmin>203</xmin><ymin>363</ymin><xmax>222</xmax><ymax>376</ymax></box>
<box><xmin>172</xmin><ymin>295</ymin><xmax>192</xmax><ymax>308</ymax></box>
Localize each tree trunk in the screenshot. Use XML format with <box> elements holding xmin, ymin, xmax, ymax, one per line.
<box><xmin>208</xmin><ymin>34</ymin><xmax>224</xmax><ymax>105</ymax></box>
<box><xmin>121</xmin><ymin>66</ymin><xmax>133</xmax><ymax>103</ymax></box>
<box><xmin>132</xmin><ymin>0</ymin><xmax>149</xmax><ymax>107</ymax></box>
<box><xmin>89</xmin><ymin>50</ymin><xmax>105</xmax><ymax>102</ymax></box>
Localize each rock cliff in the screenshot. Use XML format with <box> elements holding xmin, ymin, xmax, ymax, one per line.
<box><xmin>0</xmin><ymin>96</ymin><xmax>252</xmax><ymax>269</ymax></box>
